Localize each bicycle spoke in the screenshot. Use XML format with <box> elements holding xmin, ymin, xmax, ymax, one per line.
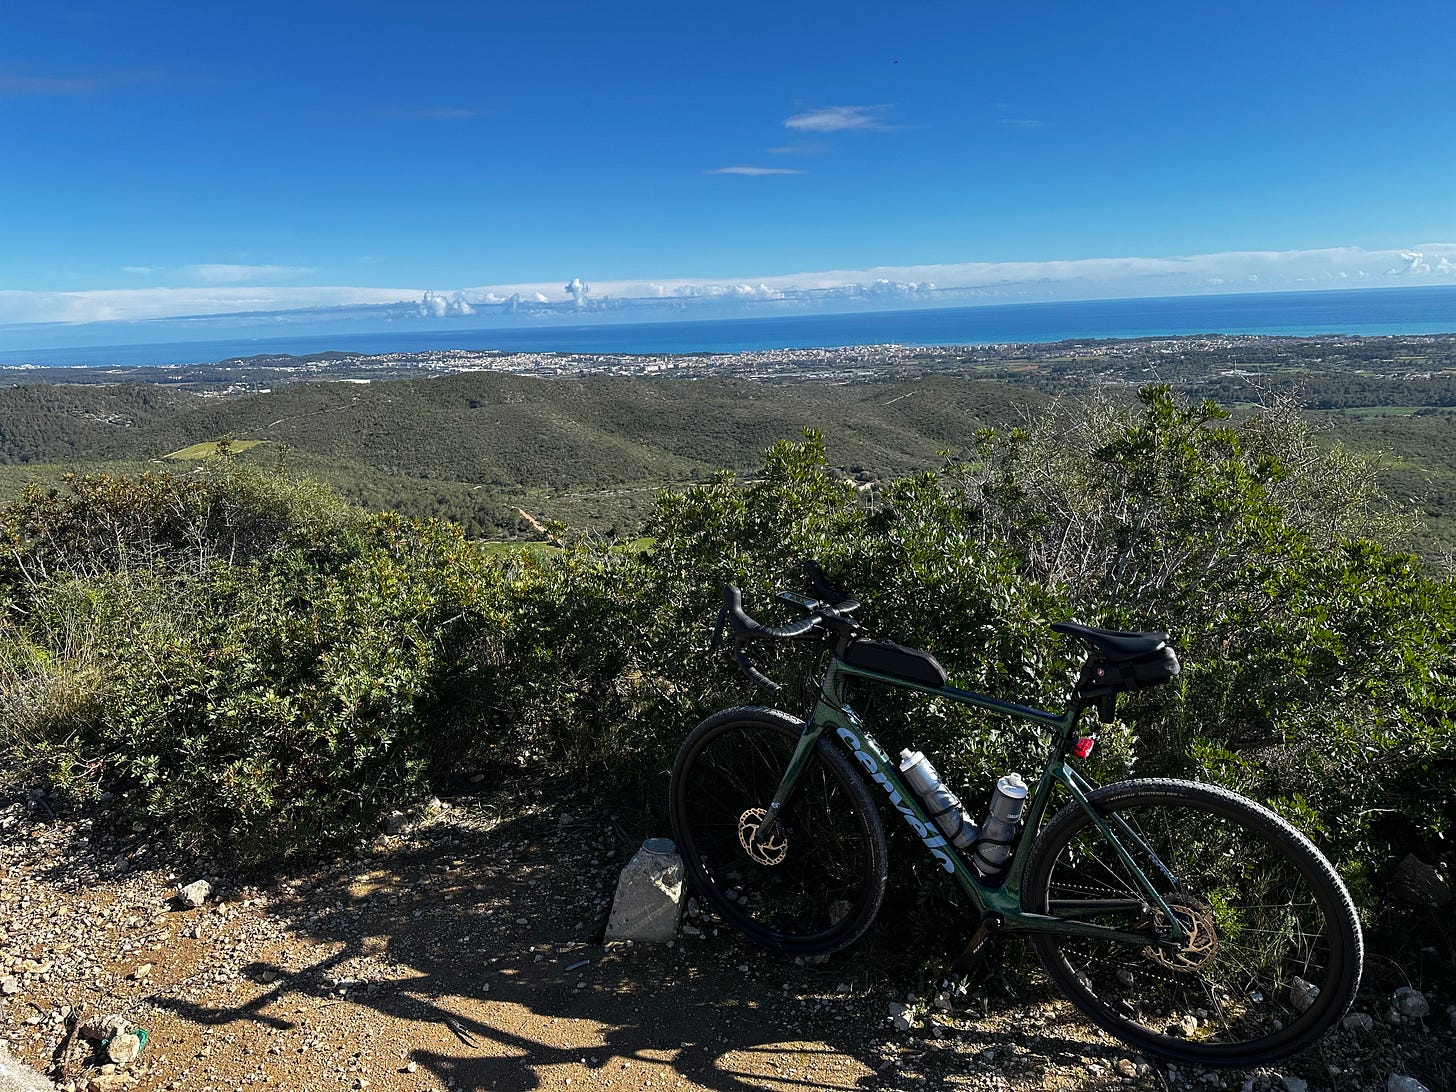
<box><xmin>671</xmin><ymin>712</ymin><xmax>886</xmax><ymax>952</ymax></box>
<box><xmin>1028</xmin><ymin>782</ymin><xmax>1359</xmax><ymax>1065</ymax></box>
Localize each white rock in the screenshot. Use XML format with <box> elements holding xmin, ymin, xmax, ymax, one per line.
<box><xmin>0</xmin><ymin>976</ymin><xmax>18</xmax><ymax>995</ymax></box>
<box><xmin>178</xmin><ymin>880</ymin><xmax>212</xmax><ymax>908</ymax></box>
<box><xmin>106</xmin><ymin>1031</ymin><xmax>143</xmax><ymax>1065</ymax></box>
<box><xmin>604</xmin><ymin>839</ymin><xmax>686</xmax><ymax>944</ymax></box>
<box><xmin>1281</xmin><ymin>1077</ymin><xmax>1308</xmax><ymax>1092</ymax></box>
<box><xmin>1387</xmin><ymin>1076</ymin><xmax>1430</xmax><ymax>1092</ymax></box>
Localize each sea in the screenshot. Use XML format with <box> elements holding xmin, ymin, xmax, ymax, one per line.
<box><xmin>6</xmin><ymin>285</ymin><xmax>1456</xmax><ymax>369</ymax></box>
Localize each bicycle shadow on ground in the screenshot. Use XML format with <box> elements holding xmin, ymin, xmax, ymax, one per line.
<box><xmin>144</xmin><ymin>790</ymin><xmax>1132</xmax><ymax>1092</ymax></box>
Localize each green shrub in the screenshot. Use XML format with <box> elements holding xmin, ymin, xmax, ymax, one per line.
<box><xmin>1</xmin><ymin>391</ymin><xmax>1450</xmax><ymax>900</ymax></box>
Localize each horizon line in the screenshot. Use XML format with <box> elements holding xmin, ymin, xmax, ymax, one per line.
<box><xmin>3</xmin><ymin>281</ymin><xmax>1456</xmax><ymax>364</ymax></box>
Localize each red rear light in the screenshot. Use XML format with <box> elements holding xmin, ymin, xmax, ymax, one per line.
<box><xmin>1073</xmin><ymin>737</ymin><xmax>1096</xmax><ymax>759</ymax></box>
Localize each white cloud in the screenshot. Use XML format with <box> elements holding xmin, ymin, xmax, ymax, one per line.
<box><xmin>5</xmin><ymin>244</ymin><xmax>1456</xmax><ymax>330</ymax></box>
<box><xmin>187</xmin><ymin>264</ymin><xmax>317</xmax><ymax>284</ymax></box>
<box><xmin>418</xmin><ymin>290</ymin><xmax>475</xmax><ymax>317</ymax></box>
<box><xmin>0</xmin><ymin>286</ymin><xmax>419</xmax><ymax>326</ymax></box>
<box><xmin>784</xmin><ymin>105</ymin><xmax>891</xmax><ymax>133</ymax></box>
<box><xmin>0</xmin><ymin>67</ymin><xmax>153</xmax><ymax>97</ymax></box>
<box><xmin>122</xmin><ymin>266</ymin><xmax>155</xmax><ymax>275</ymax></box>
<box><xmin>997</xmin><ymin>118</ymin><xmax>1045</xmax><ymax>128</ymax></box>
<box><xmin>707</xmin><ymin>166</ymin><xmax>804</xmax><ymax>176</ymax></box>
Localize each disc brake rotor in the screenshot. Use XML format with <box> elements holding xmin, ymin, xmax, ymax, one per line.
<box><xmin>1141</xmin><ymin>897</ymin><xmax>1220</xmax><ymax>972</ymax></box>
<box><xmin>738</xmin><ymin>807</ymin><xmax>788</xmax><ymax>866</ymax></box>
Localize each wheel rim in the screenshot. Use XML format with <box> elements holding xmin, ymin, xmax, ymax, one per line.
<box><xmin>677</xmin><ymin>723</ymin><xmax>873</xmax><ymax>945</ymax></box>
<box><xmin>1037</xmin><ymin>798</ymin><xmax>1343</xmax><ymax>1056</ymax></box>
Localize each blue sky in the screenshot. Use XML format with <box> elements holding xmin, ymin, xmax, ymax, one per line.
<box><xmin>3</xmin><ymin>2</ymin><xmax>1455</xmax><ymax>336</ymax></box>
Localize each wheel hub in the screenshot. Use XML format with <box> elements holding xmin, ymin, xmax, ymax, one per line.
<box><xmin>1141</xmin><ymin>897</ymin><xmax>1219</xmax><ymax>972</ymax></box>
<box><xmin>738</xmin><ymin>808</ymin><xmax>788</xmax><ymax>866</ymax></box>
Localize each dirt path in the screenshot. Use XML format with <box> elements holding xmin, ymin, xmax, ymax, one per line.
<box><xmin>0</xmin><ymin>786</ymin><xmax>1449</xmax><ymax>1092</ymax></box>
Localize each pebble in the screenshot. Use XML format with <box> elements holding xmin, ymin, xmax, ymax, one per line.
<box><xmin>0</xmin><ymin>976</ymin><xmax>17</xmax><ymax>995</ymax></box>
<box><xmin>1387</xmin><ymin>1076</ymin><xmax>1430</xmax><ymax>1092</ymax></box>
<box><xmin>106</xmin><ymin>1031</ymin><xmax>144</xmax><ymax>1065</ymax></box>
<box><xmin>1343</xmin><ymin>1011</ymin><xmax>1375</xmax><ymax>1032</ymax></box>
<box><xmin>1290</xmin><ymin>976</ymin><xmax>1319</xmax><ymax>1013</ymax></box>
<box><xmin>82</xmin><ymin>1014</ymin><xmax>131</xmax><ymax>1041</ymax></box>
<box><xmin>1281</xmin><ymin>1077</ymin><xmax>1308</xmax><ymax>1092</ymax></box>
<box><xmin>1391</xmin><ymin>987</ymin><xmax>1429</xmax><ymax>1018</ymax></box>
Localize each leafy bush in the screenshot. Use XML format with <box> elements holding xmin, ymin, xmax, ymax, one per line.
<box><xmin>0</xmin><ymin>465</ymin><xmax>507</xmax><ymax>859</ymax></box>
<box><xmin>1</xmin><ymin>389</ymin><xmax>1451</xmax><ymax>901</ymax></box>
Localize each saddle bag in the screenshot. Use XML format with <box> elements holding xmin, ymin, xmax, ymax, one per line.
<box><xmin>1084</xmin><ymin>645</ymin><xmax>1181</xmax><ymax>692</ymax></box>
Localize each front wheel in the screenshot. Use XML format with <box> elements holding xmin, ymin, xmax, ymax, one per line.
<box><xmin>669</xmin><ymin>707</ymin><xmax>888</xmax><ymax>957</ymax></box>
<box><xmin>1023</xmin><ymin>779</ymin><xmax>1363</xmax><ymax>1067</ymax></box>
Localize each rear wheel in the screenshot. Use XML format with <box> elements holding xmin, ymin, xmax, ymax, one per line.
<box><xmin>669</xmin><ymin>707</ymin><xmax>888</xmax><ymax>957</ymax></box>
<box><xmin>1023</xmin><ymin>779</ymin><xmax>1362</xmax><ymax>1067</ymax></box>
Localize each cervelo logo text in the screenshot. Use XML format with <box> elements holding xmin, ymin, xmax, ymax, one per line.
<box><xmin>836</xmin><ymin>727</ymin><xmax>955</xmax><ymax>873</ymax></box>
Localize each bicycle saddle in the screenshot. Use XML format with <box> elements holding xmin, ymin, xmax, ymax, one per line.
<box><xmin>1052</xmin><ymin>622</ymin><xmax>1169</xmax><ymax>663</ymax></box>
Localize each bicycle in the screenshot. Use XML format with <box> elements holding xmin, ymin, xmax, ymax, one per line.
<box><xmin>668</xmin><ymin>563</ymin><xmax>1363</xmax><ymax>1068</ymax></box>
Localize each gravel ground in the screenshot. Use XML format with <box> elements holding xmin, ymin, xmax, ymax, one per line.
<box><xmin>1</xmin><ymin>782</ymin><xmax>1451</xmax><ymax>1092</ymax></box>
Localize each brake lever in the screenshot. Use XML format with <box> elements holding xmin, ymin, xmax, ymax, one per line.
<box><xmin>802</xmin><ymin>561</ymin><xmax>860</xmax><ymax>613</ymax></box>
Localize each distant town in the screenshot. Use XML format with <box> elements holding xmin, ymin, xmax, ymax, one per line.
<box><xmin>3</xmin><ymin>332</ymin><xmax>1456</xmax><ymax>397</ymax></box>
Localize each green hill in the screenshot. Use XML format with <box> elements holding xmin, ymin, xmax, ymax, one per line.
<box><xmin>0</xmin><ymin>373</ymin><xmax>1046</xmax><ymax>537</ymax></box>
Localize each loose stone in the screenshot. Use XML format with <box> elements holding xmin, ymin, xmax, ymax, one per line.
<box><xmin>1391</xmin><ymin>987</ymin><xmax>1430</xmax><ymax>1019</ymax></box>
<box><xmin>177</xmin><ymin>880</ymin><xmax>212</xmax><ymax>908</ymax></box>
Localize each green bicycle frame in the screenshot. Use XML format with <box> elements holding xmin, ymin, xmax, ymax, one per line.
<box><xmin>760</xmin><ymin>655</ymin><xmax>1190</xmax><ymax>948</ymax></box>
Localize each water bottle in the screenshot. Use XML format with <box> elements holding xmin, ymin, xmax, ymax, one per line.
<box><xmin>899</xmin><ymin>750</ymin><xmax>979</xmax><ymax>849</ymax></box>
<box><xmin>972</xmin><ymin>773</ymin><xmax>1028</xmax><ymax>880</ymax></box>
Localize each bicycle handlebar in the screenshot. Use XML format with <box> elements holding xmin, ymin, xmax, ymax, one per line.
<box><xmin>711</xmin><ymin>565</ymin><xmax>861</xmax><ymax>694</ymax></box>
<box><xmin>720</xmin><ymin>585</ymin><xmax>821</xmax><ymax>642</ymax></box>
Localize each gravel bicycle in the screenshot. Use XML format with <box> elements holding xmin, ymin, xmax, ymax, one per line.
<box><xmin>668</xmin><ymin>564</ymin><xmax>1363</xmax><ymax>1067</ymax></box>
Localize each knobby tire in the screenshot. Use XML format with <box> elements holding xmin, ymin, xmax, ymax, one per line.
<box><xmin>669</xmin><ymin>707</ymin><xmax>889</xmax><ymax>957</ymax></box>
<box><xmin>1023</xmin><ymin>778</ymin><xmax>1362</xmax><ymax>1067</ymax></box>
